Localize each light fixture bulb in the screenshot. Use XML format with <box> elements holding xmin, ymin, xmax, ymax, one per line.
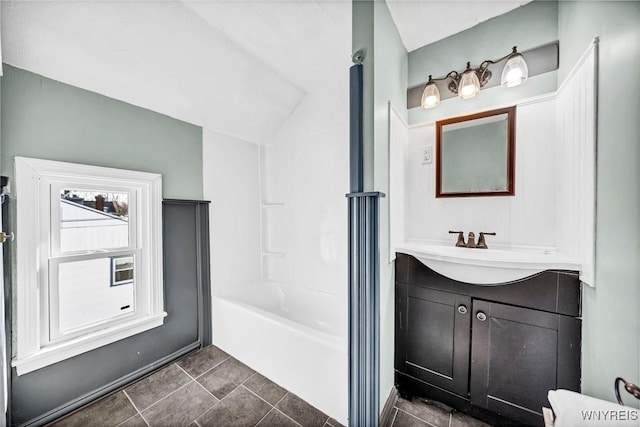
<box><xmin>421</xmin><ymin>76</ymin><xmax>440</xmax><ymax>109</ymax></box>
<box><xmin>458</xmin><ymin>64</ymin><xmax>480</xmax><ymax>99</ymax></box>
<box><xmin>501</xmin><ymin>48</ymin><xmax>528</xmax><ymax>88</ymax></box>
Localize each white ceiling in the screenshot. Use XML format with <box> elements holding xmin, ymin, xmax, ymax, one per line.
<box><xmin>1</xmin><ymin>0</ymin><xmax>351</xmax><ymax>144</ymax></box>
<box><xmin>1</xmin><ymin>0</ymin><xmax>530</xmax><ymax>143</ymax></box>
<box><xmin>385</xmin><ymin>0</ymin><xmax>533</xmax><ymax>52</ymax></box>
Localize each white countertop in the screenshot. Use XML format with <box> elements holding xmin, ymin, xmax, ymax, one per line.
<box><xmin>396</xmin><ymin>240</ymin><xmax>581</xmax><ymax>285</ymax></box>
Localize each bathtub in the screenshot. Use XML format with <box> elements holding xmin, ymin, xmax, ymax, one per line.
<box><xmin>212</xmin><ymin>280</ymin><xmax>348</xmax><ymax>424</ymax></box>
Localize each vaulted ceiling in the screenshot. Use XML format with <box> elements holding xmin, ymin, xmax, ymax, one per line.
<box><xmin>1</xmin><ymin>0</ymin><xmax>351</xmax><ymax>144</ymax></box>
<box><xmin>1</xmin><ymin>1</ymin><xmax>527</xmax><ymax>144</ymax></box>
<box><xmin>385</xmin><ymin>0</ymin><xmax>533</xmax><ymax>52</ymax></box>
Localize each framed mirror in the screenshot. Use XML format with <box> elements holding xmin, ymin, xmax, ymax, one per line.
<box><xmin>436</xmin><ymin>106</ymin><xmax>516</xmax><ymax>198</ymax></box>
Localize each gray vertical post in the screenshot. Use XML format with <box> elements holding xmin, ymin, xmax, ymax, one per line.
<box><xmin>350</xmin><ymin>63</ymin><xmax>364</xmax><ymax>193</ymax></box>
<box><xmin>348</xmin><ymin>60</ymin><xmax>384</xmax><ymax>427</ymax></box>
<box><xmin>347</xmin><ymin>192</ymin><xmax>383</xmax><ymax>427</ymax></box>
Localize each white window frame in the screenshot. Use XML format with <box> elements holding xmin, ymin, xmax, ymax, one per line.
<box><xmin>13</xmin><ymin>157</ymin><xmax>165</xmax><ymax>375</ymax></box>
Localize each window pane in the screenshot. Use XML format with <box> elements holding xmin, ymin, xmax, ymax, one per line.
<box><xmin>115</xmin><ymin>269</ymin><xmax>134</xmax><ymax>283</ymax></box>
<box><xmin>113</xmin><ymin>258</ymin><xmax>133</xmax><ymax>271</ymax></box>
<box><xmin>112</xmin><ymin>256</ymin><xmax>134</xmax><ymax>286</ymax></box>
<box><xmin>60</xmin><ymin>190</ymin><xmax>129</xmax><ymax>252</ymax></box>
<box><xmin>58</xmin><ymin>258</ymin><xmax>135</xmax><ymax>334</ymax></box>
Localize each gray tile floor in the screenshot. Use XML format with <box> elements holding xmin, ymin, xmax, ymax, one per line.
<box><xmin>386</xmin><ymin>397</ymin><xmax>491</xmax><ymax>427</ymax></box>
<box><xmin>51</xmin><ymin>345</ymin><xmax>345</xmax><ymax>427</ymax></box>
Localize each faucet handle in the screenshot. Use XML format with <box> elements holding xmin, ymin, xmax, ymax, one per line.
<box><xmin>448</xmin><ymin>230</ymin><xmax>466</xmax><ymax>247</ymax></box>
<box><xmin>477</xmin><ymin>232</ymin><xmax>496</xmax><ymax>249</ymax></box>
<box><xmin>466</xmin><ymin>232</ymin><xmax>476</xmax><ymax>248</ymax></box>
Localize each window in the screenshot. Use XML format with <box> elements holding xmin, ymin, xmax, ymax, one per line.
<box><xmin>112</xmin><ymin>256</ymin><xmax>134</xmax><ymax>287</ymax></box>
<box><xmin>14</xmin><ymin>157</ymin><xmax>165</xmax><ymax>375</ymax></box>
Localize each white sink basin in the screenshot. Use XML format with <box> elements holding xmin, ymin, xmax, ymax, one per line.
<box><xmin>396</xmin><ymin>241</ymin><xmax>581</xmax><ymax>285</ymax></box>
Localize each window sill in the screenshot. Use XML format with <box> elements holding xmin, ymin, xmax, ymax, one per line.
<box><xmin>12</xmin><ymin>312</ymin><xmax>167</xmax><ymax>376</ymax></box>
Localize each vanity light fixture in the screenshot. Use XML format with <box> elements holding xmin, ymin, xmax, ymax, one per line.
<box><xmin>458</xmin><ymin>62</ymin><xmax>481</xmax><ymax>99</ymax></box>
<box><xmin>501</xmin><ymin>47</ymin><xmax>529</xmax><ymax>87</ymax></box>
<box><xmin>421</xmin><ymin>46</ymin><xmax>528</xmax><ymax>108</ymax></box>
<box><xmin>421</xmin><ymin>75</ymin><xmax>440</xmax><ymax>108</ymax></box>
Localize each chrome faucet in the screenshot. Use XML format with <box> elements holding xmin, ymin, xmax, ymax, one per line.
<box><xmin>449</xmin><ymin>231</ymin><xmax>496</xmax><ymax>249</ymax></box>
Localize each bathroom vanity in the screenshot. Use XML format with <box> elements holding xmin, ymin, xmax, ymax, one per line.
<box><xmin>394</xmin><ymin>252</ymin><xmax>581</xmax><ymax>426</ymax></box>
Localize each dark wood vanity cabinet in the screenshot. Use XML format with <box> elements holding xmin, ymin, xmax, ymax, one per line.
<box><xmin>400</xmin><ymin>286</ymin><xmax>471</xmax><ymax>397</ymax></box>
<box><xmin>395</xmin><ymin>254</ymin><xmax>582</xmax><ymax>426</ymax></box>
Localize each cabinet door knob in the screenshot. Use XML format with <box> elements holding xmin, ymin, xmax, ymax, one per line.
<box><xmin>457</xmin><ymin>305</ymin><xmax>468</xmax><ymax>315</ymax></box>
<box><xmin>476</xmin><ymin>312</ymin><xmax>487</xmax><ymax>321</ymax></box>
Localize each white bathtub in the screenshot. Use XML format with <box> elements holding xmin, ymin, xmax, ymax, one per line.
<box><xmin>212</xmin><ymin>280</ymin><xmax>348</xmax><ymax>424</ymax></box>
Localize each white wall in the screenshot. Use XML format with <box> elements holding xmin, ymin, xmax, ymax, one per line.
<box><xmin>260</xmin><ymin>91</ymin><xmax>349</xmax><ymax>297</ymax></box>
<box><xmin>405</xmin><ymin>97</ymin><xmax>559</xmax><ymax>250</ymax></box>
<box><xmin>555</xmin><ymin>43</ymin><xmax>597</xmax><ymax>286</ymax></box>
<box><xmin>203</xmin><ymin>128</ymin><xmax>262</xmax><ymax>296</ymax></box>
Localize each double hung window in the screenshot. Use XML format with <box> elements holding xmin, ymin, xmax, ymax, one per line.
<box><xmin>14</xmin><ymin>158</ymin><xmax>165</xmax><ymax>375</ymax></box>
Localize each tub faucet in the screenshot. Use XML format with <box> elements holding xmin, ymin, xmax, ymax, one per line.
<box><xmin>448</xmin><ymin>230</ymin><xmax>466</xmax><ymax>247</ymax></box>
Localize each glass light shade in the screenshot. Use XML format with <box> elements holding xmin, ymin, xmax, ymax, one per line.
<box><xmin>421</xmin><ymin>82</ymin><xmax>440</xmax><ymax>108</ymax></box>
<box><xmin>501</xmin><ymin>53</ymin><xmax>528</xmax><ymax>87</ymax></box>
<box><xmin>458</xmin><ymin>70</ymin><xmax>480</xmax><ymax>99</ymax></box>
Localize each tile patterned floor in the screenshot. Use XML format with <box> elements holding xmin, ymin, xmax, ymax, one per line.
<box><xmin>386</xmin><ymin>397</ymin><xmax>491</xmax><ymax>427</ymax></box>
<box><xmin>51</xmin><ymin>345</ymin><xmax>345</xmax><ymax>427</ymax></box>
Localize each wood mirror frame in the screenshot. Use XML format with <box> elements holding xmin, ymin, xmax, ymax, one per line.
<box><xmin>436</xmin><ymin>106</ymin><xmax>516</xmax><ymax>198</ymax></box>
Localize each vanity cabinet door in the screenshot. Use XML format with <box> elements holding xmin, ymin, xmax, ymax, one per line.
<box><xmin>398</xmin><ymin>284</ymin><xmax>471</xmax><ymax>397</ymax></box>
<box><xmin>470</xmin><ymin>300</ymin><xmax>581</xmax><ymax>425</ymax></box>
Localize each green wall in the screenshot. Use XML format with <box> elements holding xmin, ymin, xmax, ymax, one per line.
<box><xmin>407</xmin><ymin>1</ymin><xmax>558</xmax><ymax>125</ymax></box>
<box><xmin>353</xmin><ymin>0</ymin><xmax>408</xmax><ymax>409</ymax></box>
<box><xmin>558</xmin><ymin>1</ymin><xmax>640</xmax><ymax>404</ymax></box>
<box><xmin>373</xmin><ymin>1</ymin><xmax>408</xmax><ymax>410</ymax></box>
<box><xmin>1</xmin><ymin>65</ymin><xmax>203</xmax><ymax>200</ymax></box>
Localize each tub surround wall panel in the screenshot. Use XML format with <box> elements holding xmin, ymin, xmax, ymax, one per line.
<box><xmin>407</xmin><ymin>1</ymin><xmax>558</xmax><ymax>125</ymax></box>
<box><xmin>260</xmin><ymin>92</ymin><xmax>349</xmax><ymax>298</ymax></box>
<box><xmin>558</xmin><ymin>1</ymin><xmax>640</xmax><ymax>404</ymax></box>
<box><xmin>406</xmin><ymin>98</ymin><xmax>558</xmax><ymax>250</ymax></box>
<box><xmin>202</xmin><ymin>129</ymin><xmax>261</xmax><ymax>297</ymax></box>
